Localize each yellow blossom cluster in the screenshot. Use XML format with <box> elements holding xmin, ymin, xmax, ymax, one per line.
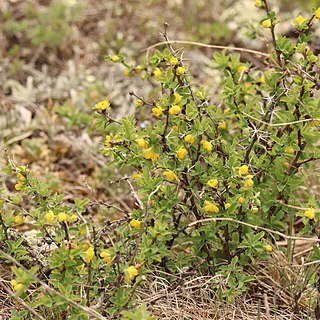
<box><xmin>130</xmin><ymin>219</ymin><xmax>142</xmax><ymax>229</ymax></box>
<box><xmin>265</xmin><ymin>244</ymin><xmax>273</xmax><ymax>253</ymax></box>
<box><xmin>136</xmin><ymin>138</ymin><xmax>148</xmax><ymax>149</ymax></box>
<box><xmin>153</xmin><ymin>67</ymin><xmax>162</xmax><ymax>80</ymax></box>
<box><xmin>152</xmin><ymin>105</ymin><xmax>163</xmax><ymax>117</ymax></box>
<box><xmin>85</xmin><ymin>246</ymin><xmax>95</xmax><ymax>263</ymax></box>
<box><xmin>218</xmin><ymin>121</ymin><xmax>227</xmax><ymax>130</ymax></box>
<box><xmin>136</xmin><ymin>99</ymin><xmax>144</xmax><ymax>107</ymax></box>
<box><xmin>293</xmin><ymin>15</ymin><xmax>308</xmax><ymax>27</ymax></box>
<box><xmin>94</xmin><ymin>100</ymin><xmax>110</xmax><ymax>111</ymax></box>
<box><xmin>176</xmin><ymin>66</ymin><xmax>185</xmax><ymax>75</ymax></box>
<box><xmin>169</xmin><ymin>105</ymin><xmax>181</xmax><ymax>115</ymax></box>
<box><xmin>204</xmin><ymin>200</ymin><xmax>219</xmax><ymax>213</ymax></box>
<box><xmin>207</xmin><ymin>179</ymin><xmax>218</xmax><ymax>188</ymax></box>
<box><xmin>14</xmin><ymin>215</ymin><xmax>23</xmax><ymax>225</ymax></box>
<box><xmin>45</xmin><ymin>210</ymin><xmax>55</xmax><ymax>224</ymax></box>
<box><xmin>304</xmin><ymin>208</ymin><xmax>315</xmax><ymax>220</ymax></box>
<box><xmin>202</xmin><ymin>140</ymin><xmax>213</xmax><ymax>152</ymax></box>
<box><xmin>238</xmin><ymin>165</ymin><xmax>248</xmax><ymax>177</ymax></box>
<box><xmin>184</xmin><ymin>134</ymin><xmax>195</xmax><ymax>144</ymax></box>
<box><xmin>261</xmin><ymin>19</ymin><xmax>272</xmax><ymax>28</ymax></box>
<box><xmin>163</xmin><ymin>170</ymin><xmax>178</xmax><ymax>181</ymax></box>
<box><xmin>144</xmin><ymin>147</ymin><xmax>159</xmax><ymax>162</ymax></box>
<box><xmin>100</xmin><ymin>250</ymin><xmax>113</xmax><ymax>266</ymax></box>
<box><xmin>170</xmin><ymin>57</ymin><xmax>178</xmax><ymax>66</ymax></box>
<box><xmin>10</xmin><ymin>279</ymin><xmax>23</xmax><ymax>292</ymax></box>
<box><xmin>125</xmin><ymin>265</ymin><xmax>139</xmax><ymax>281</ymax></box>
<box><xmin>238</xmin><ymin>197</ymin><xmax>246</xmax><ymax>204</ymax></box>
<box><xmin>55</xmin><ymin>211</ymin><xmax>78</xmax><ymax>223</ymax></box>
<box><xmin>111</xmin><ymin>55</ymin><xmax>120</xmax><ymax>62</ymax></box>
<box><xmin>15</xmin><ymin>173</ymin><xmax>26</xmax><ymax>191</ymax></box>
<box><xmin>176</xmin><ymin>147</ymin><xmax>187</xmax><ymax>160</ymax></box>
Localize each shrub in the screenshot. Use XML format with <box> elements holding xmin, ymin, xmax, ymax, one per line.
<box><xmin>1</xmin><ymin>1</ymin><xmax>320</xmax><ymax>319</ymax></box>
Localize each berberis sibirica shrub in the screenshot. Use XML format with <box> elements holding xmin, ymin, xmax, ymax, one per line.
<box><xmin>1</xmin><ymin>1</ymin><xmax>320</xmax><ymax>319</ymax></box>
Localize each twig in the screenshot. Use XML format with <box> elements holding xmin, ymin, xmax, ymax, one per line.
<box><xmin>241</xmin><ymin>111</ymin><xmax>320</xmax><ymax>127</ymax></box>
<box><xmin>187</xmin><ymin>217</ymin><xmax>320</xmax><ymax>243</ymax></box>
<box><xmin>142</xmin><ymin>40</ymin><xmax>270</xmax><ymax>57</ymax></box>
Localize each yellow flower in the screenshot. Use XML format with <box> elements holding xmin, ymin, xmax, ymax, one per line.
<box><xmin>152</xmin><ymin>105</ymin><xmax>163</xmax><ymax>117</ymax></box>
<box><xmin>94</xmin><ymin>100</ymin><xmax>110</xmax><ymax>110</ymax></box>
<box><xmin>169</xmin><ymin>105</ymin><xmax>181</xmax><ymax>115</ymax></box>
<box><xmin>207</xmin><ymin>179</ymin><xmax>218</xmax><ymax>188</ymax></box>
<box><xmin>304</xmin><ymin>208</ymin><xmax>315</xmax><ymax>220</ymax></box>
<box><xmin>184</xmin><ymin>134</ymin><xmax>195</xmax><ymax>144</ymax></box>
<box><xmin>204</xmin><ymin>200</ymin><xmax>219</xmax><ymax>213</ymax></box>
<box><xmin>316</xmin><ymin>7</ymin><xmax>320</xmax><ymax>19</ymax></box>
<box><xmin>169</xmin><ymin>57</ymin><xmax>178</xmax><ymax>66</ymax></box>
<box><xmin>45</xmin><ymin>210</ymin><xmax>55</xmax><ymax>224</ymax></box>
<box><xmin>132</xmin><ymin>172</ymin><xmax>143</xmax><ymax>179</ymax></box>
<box><xmin>136</xmin><ymin>99</ymin><xmax>144</xmax><ymax>107</ymax></box>
<box><xmin>218</xmin><ymin>121</ymin><xmax>227</xmax><ymax>130</ymax></box>
<box><xmin>176</xmin><ymin>66</ymin><xmax>185</xmax><ymax>75</ymax></box>
<box><xmin>174</xmin><ymin>92</ymin><xmax>182</xmax><ymax>105</ymax></box>
<box><xmin>136</xmin><ymin>138</ymin><xmax>148</xmax><ymax>149</ymax></box>
<box><xmin>130</xmin><ymin>219</ymin><xmax>142</xmax><ymax>229</ymax></box>
<box><xmin>105</xmin><ymin>135</ymin><xmax>112</xmax><ymax>147</ymax></box>
<box><xmin>16</xmin><ymin>173</ymin><xmax>26</xmax><ymax>181</ymax></box>
<box><xmin>244</xmin><ymin>178</ymin><xmax>254</xmax><ymax>188</ymax></box>
<box><xmin>125</xmin><ymin>265</ymin><xmax>139</xmax><ymax>281</ymax></box>
<box><xmin>135</xmin><ymin>65</ymin><xmax>143</xmax><ymax>73</ymax></box>
<box><xmin>14</xmin><ymin>181</ymin><xmax>24</xmax><ymax>191</ymax></box>
<box><xmin>154</xmin><ymin>67</ymin><xmax>162</xmax><ymax>79</ymax></box>
<box><xmin>265</xmin><ymin>244</ymin><xmax>273</xmax><ymax>253</ymax></box>
<box><xmin>202</xmin><ymin>140</ymin><xmax>213</xmax><ymax>152</ymax></box>
<box><xmin>10</xmin><ymin>279</ymin><xmax>23</xmax><ymax>292</ymax></box>
<box><xmin>259</xmin><ymin>75</ymin><xmax>265</xmax><ymax>84</ymax></box>
<box><xmin>223</xmin><ymin>108</ymin><xmax>230</xmax><ymax>114</ymax></box>
<box><xmin>143</xmin><ymin>148</ymin><xmax>159</xmax><ymax>162</ymax></box>
<box><xmin>173</xmin><ymin>126</ymin><xmax>179</xmax><ymax>132</ymax></box>
<box><xmin>151</xmin><ymin>153</ymin><xmax>159</xmax><ymax>162</ymax></box>
<box><xmin>285</xmin><ymin>146</ymin><xmax>295</xmax><ymax>154</ymax></box>
<box><xmin>238</xmin><ymin>165</ymin><xmax>248</xmax><ymax>177</ymax></box>
<box><xmin>293</xmin><ymin>15</ymin><xmax>308</xmax><ymax>26</ymax></box>
<box><xmin>111</xmin><ymin>55</ymin><xmax>120</xmax><ymax>62</ymax></box>
<box><xmin>85</xmin><ymin>246</ymin><xmax>95</xmax><ymax>263</ymax></box>
<box><xmin>14</xmin><ymin>215</ymin><xmax>23</xmax><ymax>225</ymax></box>
<box><xmin>58</xmin><ymin>212</ymin><xmax>68</xmax><ymax>222</ymax></box>
<box><xmin>251</xmin><ymin>207</ymin><xmax>259</xmax><ymax>213</ymax></box>
<box><xmin>237</xmin><ymin>65</ymin><xmax>247</xmax><ymax>73</ymax></box>
<box><xmin>255</xmin><ymin>0</ymin><xmax>262</xmax><ymax>7</ymax></box>
<box><xmin>100</xmin><ymin>250</ymin><xmax>112</xmax><ymax>266</ymax></box>
<box><xmin>123</xmin><ymin>69</ymin><xmax>130</xmax><ymax>76</ymax></box>
<box><xmin>144</xmin><ymin>147</ymin><xmax>154</xmax><ymax>160</ymax></box>
<box><xmin>229</xmin><ymin>183</ymin><xmax>237</xmax><ymax>189</ymax></box>
<box><xmin>176</xmin><ymin>147</ymin><xmax>187</xmax><ymax>160</ymax></box>
<box><xmin>261</xmin><ymin>19</ymin><xmax>272</xmax><ymax>28</ymax></box>
<box><xmin>238</xmin><ymin>197</ymin><xmax>245</xmax><ymax>204</ymax></box>
<box><xmin>225</xmin><ymin>203</ymin><xmax>231</xmax><ymax>209</ymax></box>
<box><xmin>163</xmin><ymin>170</ymin><xmax>178</xmax><ymax>181</ymax></box>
